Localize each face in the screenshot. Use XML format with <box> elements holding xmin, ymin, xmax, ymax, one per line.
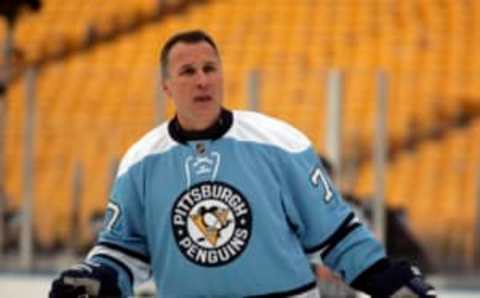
<box><xmin>162</xmin><ymin>41</ymin><xmax>224</xmax><ymax>131</ymax></box>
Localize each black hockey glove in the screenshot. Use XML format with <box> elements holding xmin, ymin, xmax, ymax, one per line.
<box><xmin>49</xmin><ymin>262</ymin><xmax>122</xmax><ymax>298</ymax></box>
<box><xmin>351</xmin><ymin>258</ymin><xmax>436</xmax><ymax>298</ymax></box>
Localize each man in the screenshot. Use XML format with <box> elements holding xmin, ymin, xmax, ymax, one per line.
<box><xmin>50</xmin><ymin>30</ymin><xmax>436</xmax><ymax>298</ymax></box>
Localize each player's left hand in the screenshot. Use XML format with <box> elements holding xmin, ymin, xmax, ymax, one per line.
<box><xmin>390</xmin><ymin>262</ymin><xmax>436</xmax><ymax>297</ymax></box>
<box><xmin>351</xmin><ymin>258</ymin><xmax>436</xmax><ymax>298</ymax></box>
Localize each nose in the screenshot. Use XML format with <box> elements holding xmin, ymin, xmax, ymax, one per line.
<box><xmin>196</xmin><ymin>71</ymin><xmax>208</xmax><ymax>89</ymax></box>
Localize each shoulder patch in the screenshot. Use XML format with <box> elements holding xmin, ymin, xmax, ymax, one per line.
<box><xmin>117</xmin><ymin>123</ymin><xmax>178</xmax><ymax>177</ymax></box>
<box><xmin>227</xmin><ymin>110</ymin><xmax>311</xmax><ymax>153</ymax></box>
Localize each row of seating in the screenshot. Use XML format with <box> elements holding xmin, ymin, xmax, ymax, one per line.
<box><xmin>3</xmin><ymin>0</ymin><xmax>480</xmax><ymax>250</ymax></box>
<box><xmin>3</xmin><ymin>0</ymin><xmax>190</xmax><ymax>65</ymax></box>
<box><xmin>355</xmin><ymin>118</ymin><xmax>480</xmax><ymax>254</ymax></box>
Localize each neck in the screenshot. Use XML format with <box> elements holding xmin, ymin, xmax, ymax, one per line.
<box><xmin>177</xmin><ymin>109</ymin><xmax>222</xmax><ymax>131</ymax></box>
<box><xmin>168</xmin><ymin>108</ymin><xmax>233</xmax><ymax>144</ymax></box>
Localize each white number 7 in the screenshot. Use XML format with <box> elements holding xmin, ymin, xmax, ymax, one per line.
<box><xmin>311</xmin><ymin>167</ymin><xmax>333</xmax><ymax>203</ymax></box>
<box><xmin>105</xmin><ymin>202</ymin><xmax>121</xmax><ymax>230</ymax></box>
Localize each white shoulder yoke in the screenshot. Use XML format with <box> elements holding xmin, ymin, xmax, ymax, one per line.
<box><xmin>117</xmin><ymin>122</ymin><xmax>177</xmax><ymax>177</ymax></box>
<box><xmin>227</xmin><ymin>110</ymin><xmax>311</xmax><ymax>153</ymax></box>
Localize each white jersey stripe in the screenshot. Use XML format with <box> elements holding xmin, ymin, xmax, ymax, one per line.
<box><xmin>228</xmin><ymin>111</ymin><xmax>311</xmax><ymax>153</ymax></box>
<box><xmin>116</xmin><ymin>110</ymin><xmax>312</xmax><ymax>179</ymax></box>
<box><xmin>117</xmin><ymin>123</ymin><xmax>177</xmax><ymax>177</ymax></box>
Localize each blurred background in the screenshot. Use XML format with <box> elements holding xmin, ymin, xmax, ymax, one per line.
<box><xmin>0</xmin><ymin>0</ymin><xmax>479</xmax><ymax>297</ymax></box>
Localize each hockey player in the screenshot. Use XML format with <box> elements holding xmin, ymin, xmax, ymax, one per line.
<box><xmin>50</xmin><ymin>30</ymin><xmax>436</xmax><ymax>298</ymax></box>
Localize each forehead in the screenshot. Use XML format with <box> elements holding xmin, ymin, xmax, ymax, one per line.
<box><xmin>168</xmin><ymin>41</ymin><xmax>219</xmax><ymax>69</ymax></box>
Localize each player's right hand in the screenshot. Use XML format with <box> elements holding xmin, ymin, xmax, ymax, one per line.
<box><xmin>49</xmin><ymin>262</ymin><xmax>122</xmax><ymax>298</ymax></box>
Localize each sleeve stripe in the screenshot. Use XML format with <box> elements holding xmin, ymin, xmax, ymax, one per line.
<box><xmin>320</xmin><ymin>222</ymin><xmax>361</xmax><ymax>259</ymax></box>
<box><xmin>97</xmin><ymin>241</ymin><xmax>151</xmax><ymax>263</ymax></box>
<box><xmin>87</xmin><ymin>245</ymin><xmax>151</xmax><ymax>285</ymax></box>
<box><xmin>304</xmin><ymin>212</ymin><xmax>359</xmax><ymax>255</ymax></box>
<box><xmin>94</xmin><ymin>253</ymin><xmax>135</xmax><ymax>286</ymax></box>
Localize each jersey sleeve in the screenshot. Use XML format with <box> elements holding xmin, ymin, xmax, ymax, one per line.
<box><xmin>85</xmin><ymin>156</ymin><xmax>151</xmax><ymax>296</ymax></box>
<box><xmin>278</xmin><ymin>146</ymin><xmax>386</xmax><ymax>283</ymax></box>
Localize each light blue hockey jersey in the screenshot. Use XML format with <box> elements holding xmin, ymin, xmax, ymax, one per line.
<box><xmin>86</xmin><ymin>109</ymin><xmax>385</xmax><ymax>297</ymax></box>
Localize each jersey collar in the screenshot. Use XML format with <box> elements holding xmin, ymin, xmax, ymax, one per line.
<box><xmin>168</xmin><ymin>108</ymin><xmax>233</xmax><ymax>144</ymax></box>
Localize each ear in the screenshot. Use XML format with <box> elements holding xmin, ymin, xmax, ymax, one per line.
<box><xmin>162</xmin><ymin>79</ymin><xmax>172</xmax><ymax>98</ymax></box>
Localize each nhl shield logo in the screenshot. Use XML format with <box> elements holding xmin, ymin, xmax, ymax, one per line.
<box><xmin>171</xmin><ymin>181</ymin><xmax>252</xmax><ymax>266</ymax></box>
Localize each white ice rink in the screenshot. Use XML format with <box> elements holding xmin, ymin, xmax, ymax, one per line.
<box><xmin>1</xmin><ymin>274</ymin><xmax>479</xmax><ymax>298</ymax></box>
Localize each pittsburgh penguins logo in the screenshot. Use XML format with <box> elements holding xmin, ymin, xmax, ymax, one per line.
<box><xmin>171</xmin><ymin>181</ymin><xmax>252</xmax><ymax>267</ymax></box>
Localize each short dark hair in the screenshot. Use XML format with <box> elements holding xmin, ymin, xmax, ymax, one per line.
<box><xmin>160</xmin><ymin>30</ymin><xmax>219</xmax><ymax>78</ymax></box>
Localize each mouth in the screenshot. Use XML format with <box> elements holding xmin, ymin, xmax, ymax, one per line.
<box><xmin>194</xmin><ymin>95</ymin><xmax>213</xmax><ymax>103</ymax></box>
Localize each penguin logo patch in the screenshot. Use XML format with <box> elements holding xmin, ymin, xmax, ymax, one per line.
<box><xmin>171</xmin><ymin>181</ymin><xmax>252</xmax><ymax>267</ymax></box>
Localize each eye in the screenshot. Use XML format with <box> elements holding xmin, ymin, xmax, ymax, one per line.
<box><xmin>204</xmin><ymin>65</ymin><xmax>217</xmax><ymax>73</ymax></box>
<box><xmin>180</xmin><ymin>67</ymin><xmax>195</xmax><ymax>76</ymax></box>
